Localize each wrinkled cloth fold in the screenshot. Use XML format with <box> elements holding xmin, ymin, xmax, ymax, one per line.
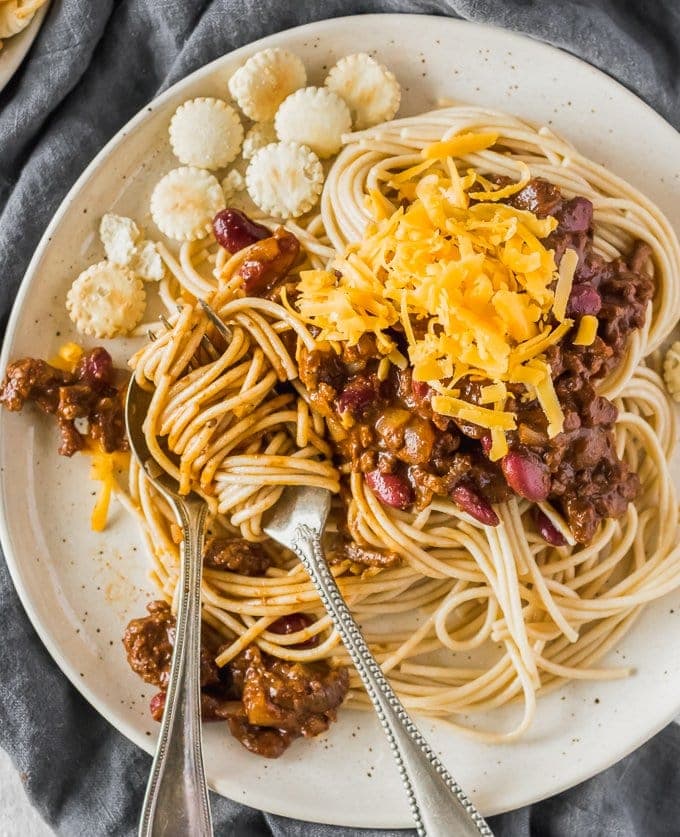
<box><xmin>1</xmin><ymin>2</ymin><xmax>679</xmax><ymax>835</ymax></box>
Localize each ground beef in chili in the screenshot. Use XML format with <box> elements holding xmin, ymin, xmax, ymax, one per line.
<box><xmin>226</xmin><ymin>646</ymin><xmax>348</xmax><ymax>758</ymax></box>
<box><xmin>342</xmin><ymin>541</ymin><xmax>402</xmax><ymax>569</ymax></box>
<box><xmin>122</xmin><ymin>600</ymin><xmax>220</xmax><ymax>689</ymax></box>
<box><xmin>124</xmin><ymin>559</ymin><xmax>349</xmax><ymax>758</ymax></box>
<box><xmin>300</xmin><ymin>347</ymin><xmax>510</xmax><ymax>525</ymax></box>
<box><xmin>203</xmin><ymin>537</ymin><xmax>271</xmax><ymax>576</ymax></box>
<box><xmin>298</xmin><ymin>179</ymin><xmax>654</xmax><ymax>544</ymax></box>
<box><xmin>0</xmin><ymin>347</ymin><xmax>127</xmax><ymax>456</ymax></box>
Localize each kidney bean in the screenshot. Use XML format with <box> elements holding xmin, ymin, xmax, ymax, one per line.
<box><xmin>557</xmin><ymin>197</ymin><xmax>593</xmax><ymax>233</ymax></box>
<box><xmin>480</xmin><ymin>433</ymin><xmax>492</xmax><ymax>456</ymax></box>
<box><xmin>566</xmin><ymin>283</ymin><xmax>602</xmax><ymax>317</ymax></box>
<box><xmin>75</xmin><ymin>347</ymin><xmax>114</xmax><ymax>389</ymax></box>
<box><xmin>336</xmin><ymin>375</ymin><xmax>380</xmax><ymax>416</ymax></box>
<box><xmin>269</xmin><ymin>612</ymin><xmax>318</xmax><ymax>649</ymax></box>
<box><xmin>451</xmin><ymin>483</ymin><xmax>499</xmax><ymax>526</ymax></box>
<box><xmin>212</xmin><ymin>208</ymin><xmax>270</xmax><ymax>252</ymax></box>
<box><xmin>365</xmin><ymin>470</ymin><xmax>413</xmax><ymax>509</ymax></box>
<box><xmin>534</xmin><ymin>508</ymin><xmax>567</xmax><ymax>546</ymax></box>
<box><xmin>501</xmin><ymin>450</ymin><xmax>551</xmax><ymax>501</ymax></box>
<box><xmin>150</xmin><ymin>690</ymin><xmax>166</xmax><ymax>722</ymax></box>
<box><xmin>411</xmin><ymin>380</ymin><xmax>431</xmax><ymax>401</ymax></box>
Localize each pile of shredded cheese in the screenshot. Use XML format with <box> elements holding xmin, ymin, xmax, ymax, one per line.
<box><xmin>295</xmin><ymin>132</ymin><xmax>592</xmax><ymax>460</ymax></box>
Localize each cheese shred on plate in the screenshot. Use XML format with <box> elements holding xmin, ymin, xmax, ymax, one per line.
<box><xmin>90</xmin><ymin>449</ymin><xmax>130</xmax><ymax>532</ymax></box>
<box><xmin>296</xmin><ymin>131</ymin><xmax>577</xmax><ymax>455</ymax></box>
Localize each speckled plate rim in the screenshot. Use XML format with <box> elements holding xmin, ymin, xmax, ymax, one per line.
<box><xmin>1</xmin><ymin>14</ymin><xmax>680</xmax><ymax>829</ymax></box>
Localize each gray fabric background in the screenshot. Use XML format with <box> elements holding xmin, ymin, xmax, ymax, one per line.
<box><xmin>1</xmin><ymin>2</ymin><xmax>679</xmax><ymax>835</ymax></box>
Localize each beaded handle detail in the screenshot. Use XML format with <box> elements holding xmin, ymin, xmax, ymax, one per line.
<box><xmin>292</xmin><ymin>523</ymin><xmax>492</xmax><ymax>837</ymax></box>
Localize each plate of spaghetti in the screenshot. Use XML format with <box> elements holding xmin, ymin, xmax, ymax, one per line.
<box><xmin>1</xmin><ymin>14</ymin><xmax>680</xmax><ymax>829</ymax></box>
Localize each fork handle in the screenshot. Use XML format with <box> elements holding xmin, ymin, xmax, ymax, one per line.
<box><xmin>292</xmin><ymin>524</ymin><xmax>492</xmax><ymax>837</ymax></box>
<box><xmin>139</xmin><ymin>497</ymin><xmax>213</xmax><ymax>837</ymax></box>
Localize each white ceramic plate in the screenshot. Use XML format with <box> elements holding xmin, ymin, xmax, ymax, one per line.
<box><xmin>1</xmin><ymin>14</ymin><xmax>680</xmax><ymax>829</ymax></box>
<box><xmin>0</xmin><ymin>1</ymin><xmax>50</xmax><ymax>94</ymax></box>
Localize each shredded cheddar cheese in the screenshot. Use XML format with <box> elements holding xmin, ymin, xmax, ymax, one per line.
<box><xmin>490</xmin><ymin>426</ymin><xmax>509</xmax><ymax>460</ymax></box>
<box><xmin>90</xmin><ymin>449</ymin><xmax>130</xmax><ymax>532</ymax></box>
<box><xmin>529</xmin><ymin>360</ymin><xmax>565</xmax><ymax>437</ymax></box>
<box><xmin>421</xmin><ymin>131</ymin><xmax>498</xmax><ymax>160</ymax></box>
<box><xmin>430</xmin><ymin>395</ymin><xmax>517</xmax><ymax>431</ymax></box>
<box><xmin>553</xmin><ymin>249</ymin><xmax>578</xmax><ymax>322</ymax></box>
<box><xmin>479</xmin><ymin>382</ymin><xmax>507</xmax><ymax>404</ymax></box>
<box><xmin>468</xmin><ymin>163</ymin><xmax>531</xmax><ymax>202</ymax></box>
<box><xmin>573</xmin><ymin>315</ymin><xmax>599</xmax><ymax>346</ymax></box>
<box><xmin>48</xmin><ymin>342</ymin><xmax>83</xmax><ymax>373</ymax></box>
<box><xmin>296</xmin><ymin>132</ymin><xmax>579</xmax><ymax>449</ymax></box>
<box><xmin>377</xmin><ymin>356</ymin><xmax>391</xmax><ymax>381</ymax></box>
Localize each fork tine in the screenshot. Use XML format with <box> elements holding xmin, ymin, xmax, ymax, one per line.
<box><xmin>174</xmin><ymin>301</ymin><xmax>223</xmax><ymax>358</ymax></box>
<box><xmin>200</xmin><ymin>333</ymin><xmax>220</xmax><ymax>361</ymax></box>
<box><xmin>199</xmin><ymin>299</ymin><xmax>233</xmax><ymax>343</ymax></box>
<box><xmin>158</xmin><ymin>312</ymin><xmax>206</xmax><ymax>370</ymax></box>
<box><xmin>155</xmin><ymin>304</ymin><xmax>224</xmax><ymax>368</ymax></box>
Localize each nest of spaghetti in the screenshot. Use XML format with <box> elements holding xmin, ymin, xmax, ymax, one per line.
<box><xmin>120</xmin><ymin>111</ymin><xmax>680</xmax><ymax>754</ymax></box>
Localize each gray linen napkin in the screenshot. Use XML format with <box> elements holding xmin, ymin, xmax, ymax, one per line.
<box><xmin>1</xmin><ymin>2</ymin><xmax>679</xmax><ymax>835</ymax></box>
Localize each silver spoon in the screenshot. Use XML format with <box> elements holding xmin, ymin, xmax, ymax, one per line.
<box><xmin>125</xmin><ymin>378</ymin><xmax>213</xmax><ymax>837</ymax></box>
<box><xmin>263</xmin><ymin>485</ymin><xmax>493</xmax><ymax>837</ymax></box>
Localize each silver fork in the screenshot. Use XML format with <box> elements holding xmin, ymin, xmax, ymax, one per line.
<box><xmin>125</xmin><ymin>377</ymin><xmax>212</xmax><ymax>837</ymax></box>
<box><xmin>263</xmin><ymin>485</ymin><xmax>492</xmax><ymax>837</ymax></box>
<box><xmin>200</xmin><ymin>303</ymin><xmax>491</xmax><ymax>834</ymax></box>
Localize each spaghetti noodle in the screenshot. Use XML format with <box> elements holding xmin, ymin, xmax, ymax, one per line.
<box><xmin>126</xmin><ymin>107</ymin><xmax>680</xmax><ymax>743</ymax></box>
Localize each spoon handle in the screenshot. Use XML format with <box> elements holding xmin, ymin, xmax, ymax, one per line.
<box><xmin>139</xmin><ymin>497</ymin><xmax>213</xmax><ymax>837</ymax></box>
<box><xmin>292</xmin><ymin>524</ymin><xmax>492</xmax><ymax>837</ymax></box>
